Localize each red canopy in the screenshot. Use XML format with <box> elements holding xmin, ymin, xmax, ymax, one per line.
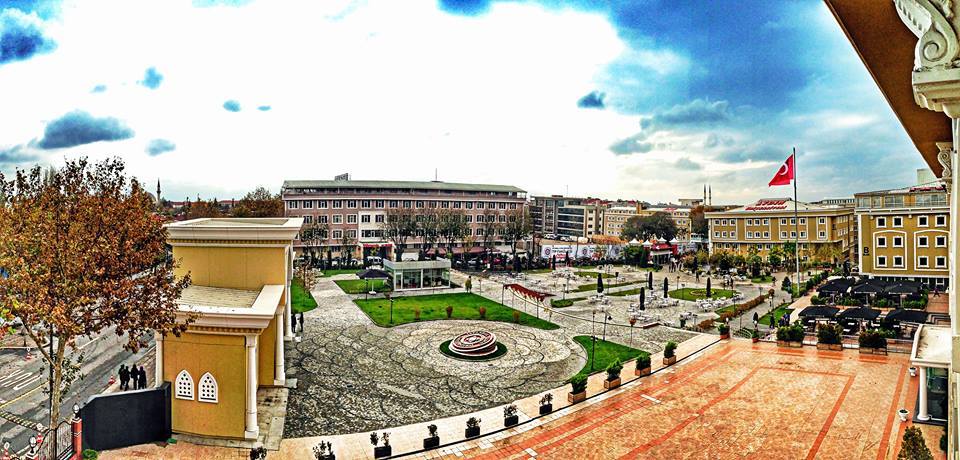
<box><xmin>504</xmin><ymin>284</ymin><xmax>553</xmax><ymax>301</ymax></box>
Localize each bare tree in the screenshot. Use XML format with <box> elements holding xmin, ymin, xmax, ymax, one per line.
<box><xmin>438</xmin><ymin>209</ymin><xmax>469</xmax><ymax>260</ymax></box>
<box><xmin>480</xmin><ymin>210</ymin><xmax>502</xmax><ymax>260</ymax></box>
<box><xmin>380</xmin><ymin>207</ymin><xmax>418</xmax><ymax>261</ymax></box>
<box><xmin>501</xmin><ymin>208</ymin><xmax>532</xmax><ymax>271</ymax></box>
<box><xmin>300</xmin><ymin>221</ymin><xmax>329</xmax><ymax>265</ymax></box>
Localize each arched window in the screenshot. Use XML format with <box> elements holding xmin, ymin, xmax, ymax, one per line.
<box><xmin>175</xmin><ymin>370</ymin><xmax>194</xmax><ymax>400</ymax></box>
<box><xmin>198</xmin><ymin>372</ymin><xmax>218</xmax><ymax>403</ymax></box>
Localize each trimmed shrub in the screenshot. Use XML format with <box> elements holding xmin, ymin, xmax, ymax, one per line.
<box><xmin>569</xmin><ymin>373</ymin><xmax>588</xmax><ymax>394</ymax></box>
<box><xmin>858</xmin><ymin>329</ymin><xmax>888</xmax><ymax>349</ymax></box>
<box><xmin>664</xmin><ymin>341</ymin><xmax>677</xmax><ymax>358</ymax></box>
<box><xmin>551</xmin><ymin>298</ymin><xmax>574</xmax><ymax>308</ymax></box>
<box><xmin>697</xmin><ymin>319</ymin><xmax>715</xmax><ymax>331</ymax></box>
<box><xmin>816</xmin><ymin>323</ymin><xmax>842</xmax><ymax>345</ymax></box>
<box><xmin>605</xmin><ymin>358</ymin><xmax>623</xmax><ymax>380</ymax></box>
<box><xmin>637</xmin><ymin>353</ymin><xmax>651</xmax><ymax>369</ymax></box>
<box><xmin>717</xmin><ymin>322</ymin><xmax>730</xmax><ymax>335</ymax></box>
<box><xmin>898</xmin><ymin>426</ymin><xmax>933</xmax><ymax>460</ymax></box>
<box><xmin>777</xmin><ymin>324</ymin><xmax>804</xmax><ymax>342</ymax></box>
<box><xmin>810</xmin><ymin>295</ymin><xmax>825</xmax><ymax>305</ymax></box>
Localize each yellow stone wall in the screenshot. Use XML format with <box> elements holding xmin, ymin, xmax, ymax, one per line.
<box><xmin>258</xmin><ymin>314</ymin><xmax>278</xmax><ymax>386</ymax></box>
<box><xmin>164</xmin><ymin>332</ymin><xmax>246</xmax><ymax>439</ymax></box>
<box><xmin>858</xmin><ymin>211</ymin><xmax>949</xmax><ymax>277</ymax></box>
<box><xmin>173</xmin><ymin>245</ymin><xmax>287</xmax><ymax>290</ymax></box>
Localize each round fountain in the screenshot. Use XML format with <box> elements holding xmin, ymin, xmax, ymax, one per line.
<box><xmin>440</xmin><ymin>331</ymin><xmax>507</xmax><ymax>361</ymax></box>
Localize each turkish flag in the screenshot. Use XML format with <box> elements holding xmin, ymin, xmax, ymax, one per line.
<box><xmin>768</xmin><ymin>154</ymin><xmax>794</xmax><ymax>186</ymax></box>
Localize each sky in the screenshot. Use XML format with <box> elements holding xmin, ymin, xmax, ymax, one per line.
<box><xmin>0</xmin><ymin>0</ymin><xmax>928</xmax><ymax>204</ymax></box>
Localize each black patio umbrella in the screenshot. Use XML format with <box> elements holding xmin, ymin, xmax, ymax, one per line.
<box><xmin>753</xmin><ymin>312</ymin><xmax>759</xmax><ymax>323</ymax></box>
<box><xmin>648</xmin><ymin>271</ymin><xmax>653</xmax><ymax>289</ymax></box>
<box><xmin>798</xmin><ymin>305</ymin><xmax>839</xmax><ymax>318</ymax></box>
<box><xmin>357</xmin><ymin>268</ymin><xmax>390</xmax><ymax>279</ymax></box>
<box><xmin>663</xmin><ymin>277</ymin><xmax>669</xmax><ymax>298</ymax></box>
<box><xmin>639</xmin><ymin>287</ymin><xmax>646</xmax><ymax>310</ymax></box>
<box><xmin>597</xmin><ymin>273</ymin><xmax>604</xmax><ymax>294</ymax></box>
<box><xmin>818</xmin><ymin>278</ymin><xmax>854</xmax><ymax>295</ymax></box>
<box><xmin>706</xmin><ymin>277</ymin><xmax>712</xmax><ymax>298</ymax></box>
<box><xmin>884</xmin><ymin>281</ymin><xmax>921</xmax><ymax>295</ymax></box>
<box><xmin>850</xmin><ymin>279</ymin><xmax>887</xmax><ymax>295</ymax></box>
<box><xmin>838</xmin><ymin>306</ymin><xmax>881</xmax><ymax>321</ymax></box>
<box><xmin>884</xmin><ymin>308</ymin><xmax>928</xmax><ymax>323</ymax></box>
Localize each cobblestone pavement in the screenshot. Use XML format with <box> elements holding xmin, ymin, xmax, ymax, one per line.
<box><xmin>284</xmin><ymin>270</ymin><xmax>695</xmax><ymax>437</ymax></box>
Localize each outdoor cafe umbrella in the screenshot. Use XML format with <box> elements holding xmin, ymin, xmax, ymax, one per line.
<box><xmin>357</xmin><ymin>268</ymin><xmax>390</xmax><ymax>299</ymax></box>
<box><xmin>818</xmin><ymin>278</ymin><xmax>854</xmax><ymax>295</ymax></box>
<box><xmin>884</xmin><ymin>281</ymin><xmax>921</xmax><ymax>295</ymax></box>
<box><xmin>884</xmin><ymin>308</ymin><xmax>928</xmax><ymax>324</ymax></box>
<box><xmin>798</xmin><ymin>305</ymin><xmax>839</xmax><ymax>318</ymax></box>
<box><xmin>663</xmin><ymin>277</ymin><xmax>669</xmax><ymax>298</ymax></box>
<box><xmin>838</xmin><ymin>306</ymin><xmax>880</xmax><ymax>321</ymax></box>
<box><xmin>706</xmin><ymin>277</ymin><xmax>712</xmax><ymax>298</ymax></box>
<box><xmin>639</xmin><ymin>287</ymin><xmax>645</xmax><ymax>310</ymax></box>
<box><xmin>850</xmin><ymin>279</ymin><xmax>887</xmax><ymax>295</ymax></box>
<box><xmin>597</xmin><ymin>273</ymin><xmax>604</xmax><ymax>294</ymax></box>
<box><xmin>648</xmin><ymin>271</ymin><xmax>653</xmax><ymax>290</ymax></box>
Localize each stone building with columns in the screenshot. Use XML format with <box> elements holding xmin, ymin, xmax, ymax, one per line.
<box><xmin>157</xmin><ymin>217</ymin><xmax>300</xmax><ymax>440</ymax></box>
<box><xmin>827</xmin><ymin>0</ymin><xmax>960</xmax><ymax>454</ymax></box>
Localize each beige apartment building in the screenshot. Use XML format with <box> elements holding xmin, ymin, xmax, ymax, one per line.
<box><xmin>855</xmin><ymin>183</ymin><xmax>949</xmax><ymax>289</ymax></box>
<box><xmin>530</xmin><ymin>196</ymin><xmax>605</xmax><ymax>239</ymax></box>
<box><xmin>648</xmin><ymin>206</ymin><xmax>693</xmax><ymax>240</ymax></box>
<box><xmin>705</xmin><ymin>198</ymin><xmax>855</xmax><ymax>262</ymax></box>
<box><xmin>602</xmin><ymin>205</ymin><xmax>641</xmax><ymax>238</ymax></box>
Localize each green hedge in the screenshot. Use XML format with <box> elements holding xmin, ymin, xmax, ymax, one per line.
<box><xmin>776</xmin><ymin>324</ymin><xmax>805</xmax><ymax>342</ymax></box>
<box><xmin>550</xmin><ymin>298</ymin><xmax>574</xmax><ymax>308</ymax></box>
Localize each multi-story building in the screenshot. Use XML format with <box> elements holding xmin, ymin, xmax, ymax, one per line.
<box><xmin>530</xmin><ymin>196</ymin><xmax>604</xmax><ymax>239</ymax></box>
<box><xmin>602</xmin><ymin>205</ymin><xmax>642</xmax><ymax>238</ymax></box>
<box><xmin>647</xmin><ymin>205</ymin><xmax>693</xmax><ymax>240</ymax></box>
<box><xmin>705</xmin><ymin>198</ymin><xmax>855</xmax><ymax>262</ymax></box>
<box><xmin>281</xmin><ymin>179</ymin><xmax>527</xmax><ymax>259</ymax></box>
<box><xmin>855</xmin><ymin>183</ymin><xmax>949</xmax><ymax>289</ymax></box>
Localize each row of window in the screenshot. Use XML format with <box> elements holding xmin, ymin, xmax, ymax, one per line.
<box><xmin>874</xmin><ymin>255</ymin><xmax>946</xmax><ymax>269</ymax></box>
<box><xmin>175</xmin><ymin>370</ymin><xmax>218</xmax><ymax>403</ymax></box>
<box><xmin>298</xmin><ymin>213</ymin><xmax>510</xmax><ymax>225</ymax></box>
<box><xmin>302</xmin><ymin>226</ymin><xmax>507</xmax><ymax>242</ymax></box>
<box><xmin>713</xmin><ymin>230</ymin><xmax>827</xmax><ymax>240</ymax></box>
<box><xmin>712</xmin><ymin>217</ymin><xmax>830</xmax><ymax>226</ymax></box>
<box><xmin>288</xmin><ymin>199</ymin><xmax>518</xmax><ymax>210</ymax></box>
<box><xmin>875</xmin><ymin>234</ymin><xmax>947</xmax><ymax>248</ymax></box>
<box><xmin>874</xmin><ymin>215</ymin><xmax>947</xmax><ymax>228</ymax></box>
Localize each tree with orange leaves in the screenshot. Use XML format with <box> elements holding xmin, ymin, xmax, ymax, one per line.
<box><xmin>0</xmin><ymin>158</ymin><xmax>192</xmax><ymax>434</ymax></box>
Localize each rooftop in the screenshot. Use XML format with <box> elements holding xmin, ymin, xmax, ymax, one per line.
<box><xmin>854</xmin><ymin>181</ymin><xmax>946</xmax><ymax>197</ymax></box>
<box><xmin>176</xmin><ymin>285</ymin><xmax>261</xmax><ymax>309</ymax></box>
<box><xmin>706</xmin><ymin>198</ymin><xmax>849</xmax><ymax>215</ymax></box>
<box><xmin>282</xmin><ymin>179</ymin><xmax>524</xmax><ymax>194</ymax></box>
<box><xmin>165</xmin><ymin>217</ymin><xmax>304</xmax><ymax>242</ymax></box>
<box><xmin>912</xmin><ymin>324</ymin><xmax>950</xmax><ymax>366</ymax></box>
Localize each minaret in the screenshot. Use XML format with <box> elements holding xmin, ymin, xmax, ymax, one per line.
<box><xmin>703</xmin><ymin>184</ymin><xmax>706</xmax><ymax>205</ymax></box>
<box><xmin>708</xmin><ymin>185</ymin><xmax>712</xmax><ymax>206</ymax></box>
<box><xmin>156</xmin><ymin>179</ymin><xmax>162</xmax><ymax>212</ymax></box>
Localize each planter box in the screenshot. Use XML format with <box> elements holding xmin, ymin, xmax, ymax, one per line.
<box><xmin>776</xmin><ymin>340</ymin><xmax>787</xmax><ymax>347</ymax></box>
<box><xmin>374</xmin><ymin>446</ymin><xmax>392</xmax><ymax>459</ymax></box>
<box><xmin>663</xmin><ymin>356</ymin><xmax>677</xmax><ymax>366</ymax></box>
<box><xmin>465</xmin><ymin>426</ymin><xmax>481</xmax><ymax>439</ymax></box>
<box><xmin>504</xmin><ymin>415</ymin><xmax>519</xmax><ymax>427</ymax></box>
<box><xmin>634</xmin><ymin>366</ymin><xmax>651</xmax><ymax>377</ymax></box>
<box><xmin>568</xmin><ymin>391</ymin><xmax>586</xmax><ymax>404</ymax></box>
<box><xmin>720</xmin><ymin>333</ymin><xmax>730</xmax><ymax>339</ymax></box>
<box><xmin>603</xmin><ymin>377</ymin><xmax>621</xmax><ymax>390</ymax></box>
<box><xmin>752</xmin><ymin>337</ymin><xmax>759</xmax><ymax>343</ymax></box>
<box><xmin>423</xmin><ymin>436</ymin><xmax>440</xmax><ymax>449</ymax></box>
<box><xmin>829</xmin><ymin>344</ymin><xmax>843</xmax><ymax>351</ymax></box>
<box><xmin>860</xmin><ymin>347</ymin><xmax>887</xmax><ymax>355</ymax></box>
<box><xmin>539</xmin><ymin>403</ymin><xmax>553</xmax><ymax>415</ymax></box>
<box><xmin>788</xmin><ymin>341</ymin><xmax>803</xmax><ymax>348</ymax></box>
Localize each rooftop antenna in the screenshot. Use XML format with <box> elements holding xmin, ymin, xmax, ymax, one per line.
<box><xmin>435</xmin><ymin>168</ymin><xmax>438</xmax><ymax>181</ymax></box>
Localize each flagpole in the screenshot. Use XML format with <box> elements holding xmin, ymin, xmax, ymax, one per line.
<box><xmin>793</xmin><ymin>147</ymin><xmax>801</xmax><ymax>299</ymax></box>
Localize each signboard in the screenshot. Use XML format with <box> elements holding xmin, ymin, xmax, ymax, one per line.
<box><xmin>744</xmin><ymin>199</ymin><xmax>788</xmax><ymax>211</ymax></box>
<box><xmin>334</xmin><ymin>173</ymin><xmax>350</xmax><ymax>181</ymax></box>
<box><xmin>540</xmin><ymin>244</ymin><xmax>624</xmax><ymax>260</ymax></box>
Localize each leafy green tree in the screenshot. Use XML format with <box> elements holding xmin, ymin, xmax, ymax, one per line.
<box><xmin>622</xmin><ymin>212</ymin><xmax>677</xmax><ymax>242</ymax></box>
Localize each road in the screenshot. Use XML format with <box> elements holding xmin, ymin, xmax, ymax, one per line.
<box><xmin>0</xmin><ymin>328</ymin><xmax>153</xmax><ymax>452</ymax></box>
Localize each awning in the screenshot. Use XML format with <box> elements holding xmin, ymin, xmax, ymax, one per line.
<box><xmin>799</xmin><ymin>306</ymin><xmax>839</xmax><ymax>318</ymax></box>
<box><xmin>838</xmin><ymin>306</ymin><xmax>880</xmax><ymax>320</ymax></box>
<box><xmin>851</xmin><ymin>279</ymin><xmax>888</xmax><ymax>295</ymax></box>
<box><xmin>818</xmin><ymin>278</ymin><xmax>854</xmax><ymax>295</ymax></box>
<box><xmin>884</xmin><ymin>308</ymin><xmax>928</xmax><ymax>324</ymax></box>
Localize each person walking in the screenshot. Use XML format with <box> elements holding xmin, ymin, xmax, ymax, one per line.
<box><xmin>138</xmin><ymin>365</ymin><xmax>147</xmax><ymax>390</ymax></box>
<box><xmin>298</xmin><ymin>313</ymin><xmax>305</xmax><ymax>334</ymax></box>
<box><xmin>119</xmin><ymin>364</ymin><xmax>129</xmax><ymax>391</ymax></box>
<box><xmin>934</xmin><ymin>287</ymin><xmax>941</xmax><ymax>298</ymax></box>
<box><xmin>130</xmin><ymin>362</ymin><xmax>140</xmax><ymax>389</ymax></box>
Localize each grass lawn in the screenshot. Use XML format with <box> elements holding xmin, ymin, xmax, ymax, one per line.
<box><xmin>575</xmin><ymin>271</ymin><xmax>616</xmax><ymax>279</ymax></box>
<box><xmin>668</xmin><ymin>288</ymin><xmax>736</xmax><ymax>301</ymax></box>
<box><xmin>759</xmin><ymin>305</ymin><xmax>794</xmax><ymax>325</ymax></box>
<box><xmin>353</xmin><ymin>293</ymin><xmax>559</xmax><ymax>330</ymax></box>
<box><xmin>751</xmin><ymin>275</ymin><xmax>774</xmax><ymax>283</ymax></box>
<box><xmin>523</xmin><ymin>268</ymin><xmax>554</xmax><ymax>274</ymax></box>
<box><xmin>334</xmin><ymin>279</ymin><xmax>390</xmax><ymax>294</ymax></box>
<box><xmin>572</xmin><ymin>336</ymin><xmax>648</xmax><ymax>377</ymax></box>
<box><xmin>291</xmin><ymin>279</ymin><xmax>318</xmax><ymax>314</ymax></box>
<box><xmin>575</xmin><ymin>281</ymin><xmax>635</xmax><ymax>292</ymax></box>
<box><xmin>320</xmin><ymin>269</ymin><xmax>360</xmax><ymax>277</ymax></box>
<box><xmin>609</xmin><ymin>288</ymin><xmax>647</xmax><ymax>297</ymax></box>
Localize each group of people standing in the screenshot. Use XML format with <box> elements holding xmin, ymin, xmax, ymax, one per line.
<box><xmin>119</xmin><ymin>363</ymin><xmax>147</xmax><ymax>391</ymax></box>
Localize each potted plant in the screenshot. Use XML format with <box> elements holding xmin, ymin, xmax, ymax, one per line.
<box><xmin>312</xmin><ymin>441</ymin><xmax>335</xmax><ymax>460</ymax></box>
<box><xmin>634</xmin><ymin>354</ymin><xmax>652</xmax><ymax>376</ymax></box>
<box><xmin>663</xmin><ymin>341</ymin><xmax>677</xmax><ymax>365</ymax></box>
<box><xmin>465</xmin><ymin>417</ymin><xmax>481</xmax><ymax>439</ymax></box>
<box><xmin>370</xmin><ymin>432</ymin><xmax>391</xmax><ymax>459</ymax></box>
<box><xmin>909</xmin><ymin>366</ymin><xmax>917</xmax><ymax>377</ymax></box>
<box><xmin>603</xmin><ymin>358</ymin><xmax>623</xmax><ymax>389</ymax></box>
<box><xmin>858</xmin><ymin>329</ymin><xmax>889</xmax><ymax>355</ymax></box>
<box><xmin>717</xmin><ymin>322</ymin><xmax>730</xmax><ymax>339</ymax></box>
<box><xmin>539</xmin><ymin>393</ymin><xmax>553</xmax><ymax>415</ymax></box>
<box><xmin>567</xmin><ymin>373</ymin><xmax>588</xmax><ymax>403</ymax></box>
<box><xmin>751</xmin><ymin>328</ymin><xmax>760</xmax><ymax>343</ymax></box>
<box><xmin>503</xmin><ymin>404</ymin><xmax>519</xmax><ymax>427</ymax></box>
<box><xmin>423</xmin><ymin>424</ymin><xmax>440</xmax><ymax>449</ymax></box>
<box><xmin>777</xmin><ymin>324</ymin><xmax>804</xmax><ymax>348</ymax></box>
<box><xmin>815</xmin><ymin>323</ymin><xmax>843</xmax><ymax>351</ymax></box>
<box><xmin>898</xmin><ymin>408</ymin><xmax>910</xmax><ymax>422</ymax></box>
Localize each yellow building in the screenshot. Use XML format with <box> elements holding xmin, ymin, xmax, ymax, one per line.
<box><xmin>705</xmin><ymin>198</ymin><xmax>854</xmax><ymax>262</ymax></box>
<box><xmin>601</xmin><ymin>205</ymin><xmax>642</xmax><ymax>237</ymax></box>
<box><xmin>157</xmin><ymin>217</ymin><xmax>301</xmax><ymax>440</ymax></box>
<box><xmin>855</xmin><ymin>183</ymin><xmax>950</xmax><ymax>289</ymax></box>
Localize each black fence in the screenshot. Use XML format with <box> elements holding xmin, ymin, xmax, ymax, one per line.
<box><xmin>81</xmin><ymin>382</ymin><xmax>171</xmax><ymax>452</ymax></box>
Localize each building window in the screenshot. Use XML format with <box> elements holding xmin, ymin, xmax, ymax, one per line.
<box><xmin>936</xmin><ymin>235</ymin><xmax>947</xmax><ymax>247</ymax></box>
<box><xmin>332</xmin><ymin>215</ymin><xmax>342</xmax><ymax>224</ymax></box>
<box><xmin>877</xmin><ymin>256</ymin><xmax>887</xmax><ymax>267</ymax></box>
<box><xmin>389</xmin><ymin>200</ymin><xmax>398</xmax><ymax>208</ymax></box>
<box><xmin>175</xmin><ymin>370</ymin><xmax>194</xmax><ymax>400</ymax></box>
<box><xmin>876</xmin><ymin>236</ymin><xmax>886</xmax><ymax>247</ymax></box>
<box><xmin>892</xmin><ymin>216</ymin><xmax>903</xmax><ymax>227</ymax></box>
<box><xmin>893</xmin><ymin>256</ymin><xmax>904</xmax><ymax>267</ymax></box>
<box><xmin>332</xmin><ymin>230</ymin><xmax>343</xmax><ymax>239</ymax></box>
<box><xmin>333</xmin><ymin>200</ymin><xmax>342</xmax><ymax>209</ymax></box>
<box><xmin>477</xmin><ymin>202</ymin><xmax>485</xmax><ymax>209</ymax></box>
<box><xmin>799</xmin><ymin>218</ymin><xmax>806</xmax><ymax>225</ymax></box>
<box><xmin>347</xmin><ymin>200</ymin><xmax>357</xmax><ymax>208</ymax></box>
<box><xmin>763</xmin><ymin>219</ymin><xmax>769</xmax><ymax>225</ymax></box>
<box><xmin>376</xmin><ymin>200</ymin><xmax>385</xmax><ymax>208</ymax></box>
<box><xmin>936</xmin><ymin>215</ymin><xmax>947</xmax><ymax>226</ymax></box>
<box><xmin>714</xmin><ymin>231</ymin><xmax>720</xmax><ymax>238</ymax></box>
<box><xmin>318</xmin><ymin>200</ymin><xmax>328</xmax><ymax>209</ymax></box>
<box><xmin>361</xmin><ymin>200</ymin><xmax>371</xmax><ymax>208</ymax></box>
<box><xmin>465</xmin><ymin>202</ymin><xmax>473</xmax><ymax>209</ymax></box>
<box><xmin>375</xmin><ymin>215</ymin><xmax>384</xmax><ymax>223</ymax></box>
<box><xmin>790</xmin><ymin>231</ymin><xmax>797</xmax><ymax>238</ymax></box>
<box><xmin>347</xmin><ymin>215</ymin><xmax>357</xmax><ymax>224</ymax></box>
<box><xmin>780</xmin><ymin>218</ymin><xmax>787</xmax><ymax>226</ymax></box>
<box><xmin>288</xmin><ymin>201</ymin><xmax>299</xmax><ymax>209</ymax></box>
<box><xmin>347</xmin><ymin>230</ymin><xmax>357</xmax><ymax>238</ymax></box>
<box><xmin>302</xmin><ymin>200</ymin><xmax>313</xmax><ymax>209</ymax></box>
<box><xmin>361</xmin><ymin>215</ymin><xmax>371</xmax><ymax>223</ymax></box>
<box><xmin>936</xmin><ymin>256</ymin><xmax>947</xmax><ymax>268</ymax></box>
<box><xmin>799</xmin><ymin>231</ymin><xmax>806</xmax><ymax>239</ymax></box>
<box><xmin>780</xmin><ymin>231</ymin><xmax>787</xmax><ymax>239</ymax></box>
<box><xmin>746</xmin><ymin>231</ymin><xmax>753</xmax><ymax>238</ymax></box>
<box><xmin>818</xmin><ymin>231</ymin><xmax>825</xmax><ymax>239</ymax></box>
<box><xmin>198</xmin><ymin>373</ymin><xmax>218</xmax><ymax>403</ymax></box>
<box><xmin>893</xmin><ymin>236</ymin><xmax>903</xmax><ymax>247</ymax></box>
<box><xmin>918</xmin><ymin>215</ymin><xmax>928</xmax><ymax>227</ymax></box>
<box><xmin>764</xmin><ymin>232</ymin><xmax>770</xmax><ymax>238</ymax></box>
<box><xmin>303</xmin><ymin>215</ymin><xmax>313</xmax><ymax>224</ymax></box>
<box><xmin>318</xmin><ymin>215</ymin><xmax>328</xmax><ymax>224</ymax></box>
<box><xmin>918</xmin><ymin>256</ymin><xmax>929</xmax><ymax>268</ymax></box>
<box><xmin>818</xmin><ymin>217</ymin><xmax>825</xmax><ymax>224</ymax></box>
<box><xmin>746</xmin><ymin>219</ymin><xmax>753</xmax><ymax>226</ymax></box>
<box><xmin>722</xmin><ymin>231</ymin><xmax>728</xmax><ymax>238</ymax></box>
<box><xmin>918</xmin><ymin>236</ymin><xmax>929</xmax><ymax>247</ymax></box>
<box><xmin>876</xmin><ymin>217</ymin><xmax>886</xmax><ymax>227</ymax></box>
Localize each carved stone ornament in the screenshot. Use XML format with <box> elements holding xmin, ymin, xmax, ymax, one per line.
<box><xmin>938</xmin><ymin>141</ymin><xmax>954</xmax><ymax>182</ymax></box>
<box><xmin>895</xmin><ymin>0</ymin><xmax>960</xmax><ymax>70</ymax></box>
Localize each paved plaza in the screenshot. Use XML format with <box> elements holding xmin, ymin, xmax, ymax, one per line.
<box><xmin>284</xmin><ymin>269</ymin><xmax>695</xmax><ymax>437</ymax></box>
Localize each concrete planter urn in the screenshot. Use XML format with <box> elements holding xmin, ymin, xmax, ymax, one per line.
<box><xmin>909</xmin><ymin>367</ymin><xmax>917</xmax><ymax>377</ymax></box>
<box><xmin>898</xmin><ymin>409</ymin><xmax>909</xmax><ymax>422</ymax></box>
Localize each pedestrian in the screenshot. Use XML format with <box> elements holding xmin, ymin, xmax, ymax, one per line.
<box><xmin>298</xmin><ymin>313</ymin><xmax>305</xmax><ymax>333</ymax></box>
<box><xmin>934</xmin><ymin>287</ymin><xmax>941</xmax><ymax>298</ymax></box>
<box><xmin>119</xmin><ymin>364</ymin><xmax>129</xmax><ymax>391</ymax></box>
<box><xmin>138</xmin><ymin>365</ymin><xmax>147</xmax><ymax>390</ymax></box>
<box><xmin>130</xmin><ymin>362</ymin><xmax>140</xmax><ymax>389</ymax></box>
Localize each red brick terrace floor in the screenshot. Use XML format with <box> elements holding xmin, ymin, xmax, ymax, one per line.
<box><xmin>460</xmin><ymin>341</ymin><xmax>941</xmax><ymax>460</ymax></box>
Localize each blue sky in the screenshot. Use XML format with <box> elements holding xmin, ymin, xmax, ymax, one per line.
<box><xmin>0</xmin><ymin>0</ymin><xmax>925</xmax><ymax>203</ymax></box>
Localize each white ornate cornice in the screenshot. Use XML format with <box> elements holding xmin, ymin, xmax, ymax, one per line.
<box><xmin>895</xmin><ymin>0</ymin><xmax>960</xmax><ymax>116</ymax></box>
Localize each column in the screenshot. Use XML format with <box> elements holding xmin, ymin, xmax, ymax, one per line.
<box><xmin>919</xmin><ymin>366</ymin><xmax>931</xmax><ymax>421</ymax></box>
<box><xmin>244</xmin><ymin>334</ymin><xmax>259</xmax><ymax>439</ymax></box>
<box><xmin>274</xmin><ymin>312</ymin><xmax>286</xmax><ymax>386</ymax></box>
<box><xmin>285</xmin><ymin>247</ymin><xmax>295</xmax><ymax>339</ymax></box>
<box><xmin>154</xmin><ymin>332</ymin><xmax>164</xmax><ymax>388</ymax></box>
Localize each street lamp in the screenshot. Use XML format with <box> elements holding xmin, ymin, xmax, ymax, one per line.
<box><xmin>384</xmin><ymin>293</ymin><xmax>394</xmax><ymax>324</ymax></box>
<box><xmin>590</xmin><ymin>309</ymin><xmax>597</xmax><ymax>371</ymax></box>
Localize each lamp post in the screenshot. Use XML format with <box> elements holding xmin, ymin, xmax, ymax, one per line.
<box><xmin>629</xmin><ymin>317</ymin><xmax>636</xmax><ymax>346</ymax></box>
<box><xmin>601</xmin><ymin>309</ymin><xmax>611</xmax><ymax>342</ymax></box>
<box><xmin>590</xmin><ymin>309</ymin><xmax>597</xmax><ymax>371</ymax></box>
<box><xmin>385</xmin><ymin>293</ymin><xmax>394</xmax><ymax>325</ymax></box>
